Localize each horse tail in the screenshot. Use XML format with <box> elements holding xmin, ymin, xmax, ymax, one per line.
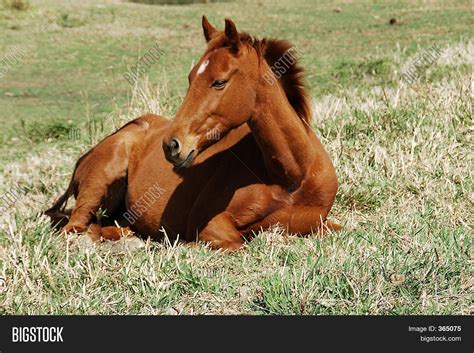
<box><xmin>43</xmin><ymin>176</ymin><xmax>75</xmax><ymax>229</ymax></box>
<box><xmin>45</xmin><ymin>179</ymin><xmax>75</xmax><ymax>216</ymax></box>
<box><xmin>44</xmin><ymin>149</ymin><xmax>92</xmax><ymax>217</ymax></box>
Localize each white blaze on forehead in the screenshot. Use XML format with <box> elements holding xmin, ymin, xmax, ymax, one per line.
<box><xmin>197</xmin><ymin>59</ymin><xmax>209</xmax><ymax>75</ymax></box>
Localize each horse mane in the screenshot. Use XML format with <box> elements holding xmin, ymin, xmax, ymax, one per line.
<box><xmin>232</xmin><ymin>33</ymin><xmax>312</xmax><ymax>126</ymax></box>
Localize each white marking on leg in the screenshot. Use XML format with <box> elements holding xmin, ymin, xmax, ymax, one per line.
<box><xmin>197</xmin><ymin>60</ymin><xmax>209</xmax><ymax>75</ymax></box>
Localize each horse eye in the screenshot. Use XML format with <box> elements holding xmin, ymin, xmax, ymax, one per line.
<box><xmin>212</xmin><ymin>79</ymin><xmax>227</xmax><ymax>90</ymax></box>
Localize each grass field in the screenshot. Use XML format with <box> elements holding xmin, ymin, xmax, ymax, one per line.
<box><xmin>0</xmin><ymin>0</ymin><xmax>472</xmax><ymax>314</ymax></box>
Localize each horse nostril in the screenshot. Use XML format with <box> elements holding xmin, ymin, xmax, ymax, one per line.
<box><xmin>170</xmin><ymin>138</ymin><xmax>181</xmax><ymax>157</ymax></box>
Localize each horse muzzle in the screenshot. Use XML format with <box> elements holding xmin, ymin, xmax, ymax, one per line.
<box><xmin>163</xmin><ymin>137</ymin><xmax>197</xmax><ymax>168</ymax></box>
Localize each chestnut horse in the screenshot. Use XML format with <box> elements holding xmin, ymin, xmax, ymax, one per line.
<box><xmin>46</xmin><ymin>17</ymin><xmax>339</xmax><ymax>250</ymax></box>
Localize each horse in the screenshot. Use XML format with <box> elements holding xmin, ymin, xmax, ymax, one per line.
<box><xmin>45</xmin><ymin>16</ymin><xmax>340</xmax><ymax>251</ymax></box>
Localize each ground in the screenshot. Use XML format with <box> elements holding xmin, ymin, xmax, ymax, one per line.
<box><xmin>0</xmin><ymin>0</ymin><xmax>472</xmax><ymax>314</ymax></box>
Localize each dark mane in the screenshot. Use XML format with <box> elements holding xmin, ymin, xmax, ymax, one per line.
<box><xmin>237</xmin><ymin>34</ymin><xmax>312</xmax><ymax>126</ymax></box>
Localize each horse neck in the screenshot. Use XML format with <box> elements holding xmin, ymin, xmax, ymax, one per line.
<box><xmin>248</xmin><ymin>75</ymin><xmax>315</xmax><ymax>190</ymax></box>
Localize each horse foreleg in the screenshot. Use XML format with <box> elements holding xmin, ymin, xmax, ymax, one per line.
<box><xmin>253</xmin><ymin>205</ymin><xmax>341</xmax><ymax>236</ymax></box>
<box><xmin>198</xmin><ymin>212</ymin><xmax>245</xmax><ymax>251</ymax></box>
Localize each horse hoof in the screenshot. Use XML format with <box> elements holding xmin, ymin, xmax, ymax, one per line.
<box><xmin>61</xmin><ymin>223</ymin><xmax>87</xmax><ymax>234</ymax></box>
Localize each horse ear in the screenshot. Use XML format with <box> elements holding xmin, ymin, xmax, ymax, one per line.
<box><xmin>202</xmin><ymin>16</ymin><xmax>216</xmax><ymax>42</ymax></box>
<box><xmin>224</xmin><ymin>18</ymin><xmax>240</xmax><ymax>53</ymax></box>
